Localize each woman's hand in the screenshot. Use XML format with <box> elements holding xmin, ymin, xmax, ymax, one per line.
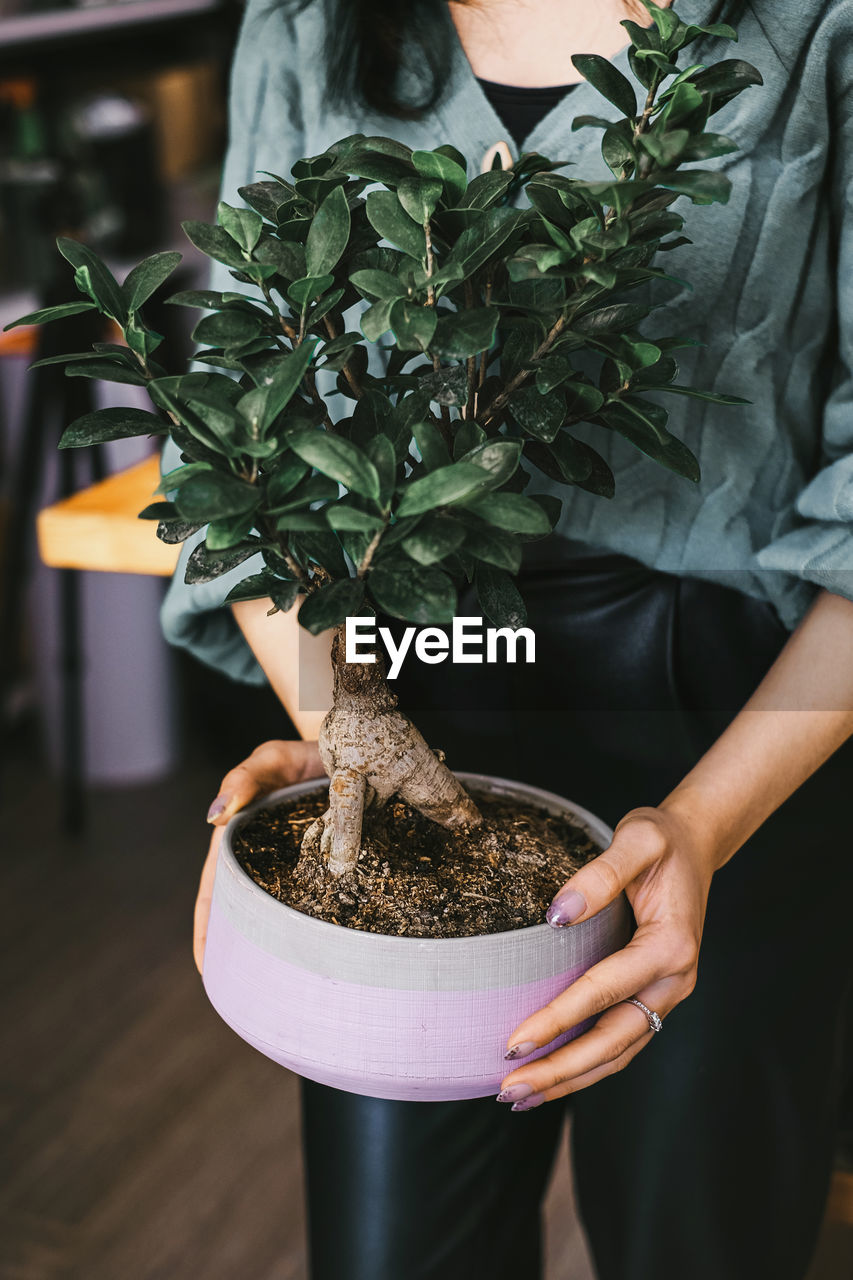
<box><xmin>193</xmin><ymin>739</ymin><xmax>326</xmax><ymax>975</ymax></box>
<box><xmin>497</xmin><ymin>802</ymin><xmax>715</xmax><ymax>1110</ymax></box>
<box><xmin>496</xmin><ymin>591</ymin><xmax>853</xmax><ymax>1109</ymax></box>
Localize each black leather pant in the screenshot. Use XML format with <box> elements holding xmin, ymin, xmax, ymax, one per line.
<box><xmin>299</xmin><ymin>546</ymin><xmax>853</xmax><ymax>1280</ymax></box>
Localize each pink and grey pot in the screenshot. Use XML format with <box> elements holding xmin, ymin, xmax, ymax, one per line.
<box><xmin>202</xmin><ymin>773</ymin><xmax>630</xmax><ymax>1101</ymax></box>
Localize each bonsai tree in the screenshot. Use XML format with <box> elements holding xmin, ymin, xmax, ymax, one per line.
<box><xmin>10</xmin><ymin>0</ymin><xmax>761</xmax><ymax>879</ymax></box>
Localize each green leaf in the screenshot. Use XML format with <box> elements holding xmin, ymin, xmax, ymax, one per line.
<box><xmin>56</xmin><ymin>238</ymin><xmax>128</xmax><ymax>324</ymax></box>
<box><xmin>397</xmin><ymin>176</ymin><xmax>443</xmax><ymax>224</ymax></box>
<box><xmin>275</xmin><ymin>510</ymin><xmax>331</xmax><ymax>532</ymax></box>
<box><xmin>638</xmin><ymin>128</ymin><xmax>690</xmax><ymax>167</ymax></box>
<box><xmin>181</xmin><ymin>220</ymin><xmax>248</xmax><ymax>270</ymax></box>
<box><xmin>605</xmin><ymin>399</ymin><xmax>700</xmax><ymax>481</ymax></box>
<box><xmin>242</xmin><ymin>337</ymin><xmax>320</xmax><ymax>431</ymax></box>
<box><xmin>288</xmin><ymin>429</ymin><xmax>380</xmax><ymax>501</ymax></box>
<box><xmin>412</xmin><ymin>420</ymin><xmax>451</xmax><ymax>471</ymax></box>
<box><xmin>453</xmin><ymin>419</ymin><xmax>486</xmax><ymax>458</ymax></box>
<box><xmin>572</xmin><ymin>114</ymin><xmax>621</xmax><ymax>132</ymax></box>
<box><xmin>165</xmin><ymin>289</ymin><xmax>243</xmax><ymax>310</ymax></box>
<box><xmin>602</xmin><ymin>128</ymin><xmax>636</xmax><ymax>177</ymax></box>
<box><xmin>654</xmin><ymin>384</ymin><xmax>749</xmax><ymax>405</ymax></box>
<box><xmin>526</xmin><ymin>434</ymin><xmax>615</xmax><ymax>498</ymax></box>
<box><xmin>431</xmin><ymin>307</ymin><xmax>499</xmax><ymax>359</ymax></box>
<box><xmin>475</xmin><ymin>566</ymin><xmax>527</xmax><ymax>629</ymax></box>
<box><xmin>679</xmin><ymin>132</ymin><xmax>739</xmax><ymax>162</ymax></box>
<box><xmin>402</xmin><ymin>512</ymin><xmax>466</xmax><ymax>565</ymax></box>
<box><xmin>534</xmin><ymin>355</ymin><xmax>574</xmax><ymax>395</ymax></box>
<box><xmin>389</xmin><ymin>297</ymin><xmax>436</xmax><ymax>352</ymax></box>
<box><xmin>571</xmin><ymin>54</ymin><xmax>637</xmax><ymax>118</ymax></box>
<box><xmin>192</xmin><ymin>310</ymin><xmax>264</xmax><ymax>350</ymax></box>
<box><xmin>175</xmin><ymin>471</ymin><xmax>259</xmax><ymax>521</ymax></box>
<box><xmin>237</xmin><ymin>179</ymin><xmax>293</xmax><ymax>220</ymax></box>
<box><xmin>573</xmin><ymin>302</ymin><xmax>650</xmax><ymax>334</ymax></box>
<box><xmin>417</xmin><ymin>364</ymin><xmax>469</xmax><ymax>406</ymax></box>
<box><xmin>254</xmin><ymin>236</ymin><xmax>307</xmax><ymax>280</ymax></box>
<box><xmin>681</xmin><ymin>21</ymin><xmax>737</xmax><ymax>46</ymax></box>
<box><xmin>368</xmin><ymin>563</ymin><xmax>456</xmax><ymax>624</ymax></box>
<box><xmin>269</xmin><ymin>473</ymin><xmax>339</xmax><ymax>514</ymax></box>
<box><xmin>428</xmin><ymin>261</ymin><xmax>466</xmax><ymax>294</ymax></box>
<box><xmin>123</xmin><ymin>251</ymin><xmax>182</xmax><ymax>312</ymax></box>
<box><xmin>184</xmin><ymin>540</ymin><xmax>259</xmax><ymax>584</ymax></box>
<box><xmin>299</xmin><ymin>578</ymin><xmax>366</xmax><ymax>634</ymax></box>
<box><xmin>326</xmin><ymin>506</ymin><xmax>385</xmax><ymax>532</ymax></box>
<box><xmin>223</xmin><ymin>570</ymin><xmax>284</xmax><ymax>603</ymax></box>
<box><xmin>365</xmin><ymin>190</ymin><xmax>426</xmax><ymax>260</ymax></box>
<box><xmin>219</xmin><ymin>202</ymin><xmax>264</xmax><ymax>253</ymax></box>
<box><xmin>292</xmin><ymin>531</ymin><xmax>349</xmax><ymax>578</ymax></box>
<box><xmin>63</xmin><ymin>360</ymin><xmax>147</xmax><ymax>386</ymax></box>
<box><xmin>3</xmin><ymin>300</ymin><xmax>96</xmax><ymax>330</ymax></box>
<box><xmin>319</xmin><ymin>330</ymin><xmax>362</xmax><ymax>364</ymax></box>
<box><xmin>266</xmin><ymin>454</ymin><xmax>311</xmax><ymax>504</ymax></box>
<box><xmin>339</xmin><ymin>148</ymin><xmax>415</xmax><ymax>186</ymax></box>
<box><xmin>411</xmin><ymin>149</ymin><xmax>468</xmax><ymax>203</ymax></box>
<box><xmin>435</xmin><ymin>143</ymin><xmax>468</xmax><ymax>170</ymax></box>
<box><xmin>139</xmin><ymin>501</ymin><xmax>178</xmax><ymax>520</ymax></box>
<box><xmin>59</xmin><ymin>407</ymin><xmax>166</xmax><ymax>448</ymax></box>
<box><xmin>306</xmin><ymin>185</ymin><xmax>351</xmax><ymax>277</ymax></box>
<box><xmin>288</xmin><ymin>274</ymin><xmax>336</xmax><ymax>308</ymax></box>
<box><xmin>461</xmin><ymin>492</ymin><xmax>551</xmax><ymax>536</ymax></box>
<box><xmin>156</xmin><ymin>461</ymin><xmax>214</xmax><ymax>495</ymax></box>
<box><xmin>364</xmin><ymin>435</ymin><xmax>396</xmax><ymax>505</ymax></box>
<box><xmin>562</xmin><ymin>382</ymin><xmax>605</xmax><ymax>419</ymax></box>
<box><xmin>509</xmin><ymin>385</ymin><xmax>566</xmax><ymax>442</ymax></box>
<box><xmin>349</xmin><ymin>268</ymin><xmax>406</xmax><ymax>300</ymax></box>
<box><xmin>657</xmin><ymin>82</ymin><xmax>703</xmax><ymax>126</ymax></box>
<box><xmin>449</xmin><ymin>208</ymin><xmax>523</xmax><ymax>277</ymax></box>
<box><xmin>461</xmin><ymin>438</ymin><xmax>522</xmax><ymax>487</ymax></box>
<box><xmin>691</xmin><ymin>59</ymin><xmax>763</xmax><ymax>109</ymax></box>
<box><xmin>361</xmin><ymin>297</ymin><xmax>395</xmax><ymax>342</ymax></box>
<box><xmin>458</xmin><ymin>169</ymin><xmax>515</xmax><ymax>210</ymax></box>
<box><xmin>657</xmin><ymin>170</ymin><xmax>732</xmax><ymax>205</ymax></box>
<box><xmin>396</xmin><ymin>461</ymin><xmax>491</xmax><ymax>518</ymax></box>
<box><xmin>464</xmin><ymin>526</ymin><xmax>522</xmax><ymax>573</ymax></box>
<box><xmin>206</xmin><ymin>512</ymin><xmax>258</xmax><ymax>550</ymax></box>
<box><xmin>642</xmin><ymin>0</ymin><xmax>681</xmax><ymax>44</ymax></box>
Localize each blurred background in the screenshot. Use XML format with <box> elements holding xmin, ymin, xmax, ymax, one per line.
<box><xmin>0</xmin><ymin>2</ymin><xmax>850</xmax><ymax>1277</ymax></box>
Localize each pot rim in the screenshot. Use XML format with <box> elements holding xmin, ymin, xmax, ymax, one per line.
<box><xmin>220</xmin><ymin>771</ymin><xmax>614</xmax><ymax>946</ymax></box>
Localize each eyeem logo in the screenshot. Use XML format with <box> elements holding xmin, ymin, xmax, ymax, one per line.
<box><xmin>346</xmin><ymin>616</ymin><xmax>536</xmax><ymax>680</ymax></box>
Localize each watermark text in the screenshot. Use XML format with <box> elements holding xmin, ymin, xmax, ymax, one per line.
<box><xmin>345</xmin><ymin>616</ymin><xmax>536</xmax><ymax>679</ymax></box>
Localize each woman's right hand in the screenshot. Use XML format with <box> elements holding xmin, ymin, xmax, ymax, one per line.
<box><xmin>194</xmin><ymin>739</ymin><xmax>326</xmax><ymax>975</ymax></box>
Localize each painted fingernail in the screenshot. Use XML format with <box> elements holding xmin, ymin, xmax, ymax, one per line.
<box><xmin>546</xmin><ymin>889</ymin><xmax>587</xmax><ymax>927</ymax></box>
<box><xmin>206</xmin><ymin>794</ymin><xmax>231</xmax><ymax>822</ymax></box>
<box><xmin>496</xmin><ymin>1082</ymin><xmax>534</xmax><ymax>1104</ymax></box>
<box><xmin>512</xmin><ymin>1092</ymin><xmax>546</xmax><ymax>1112</ymax></box>
<box><xmin>504</xmin><ymin>1040</ymin><xmax>538</xmax><ymax>1060</ymax></box>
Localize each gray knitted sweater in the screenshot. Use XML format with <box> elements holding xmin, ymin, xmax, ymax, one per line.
<box><xmin>161</xmin><ymin>0</ymin><xmax>853</xmax><ymax>685</ymax></box>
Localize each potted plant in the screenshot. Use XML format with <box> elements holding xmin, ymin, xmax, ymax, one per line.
<box><xmin>10</xmin><ymin>0</ymin><xmax>761</xmax><ymax>1100</ymax></box>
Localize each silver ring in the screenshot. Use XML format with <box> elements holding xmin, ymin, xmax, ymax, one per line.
<box><xmin>625</xmin><ymin>997</ymin><xmax>663</xmax><ymax>1033</ymax></box>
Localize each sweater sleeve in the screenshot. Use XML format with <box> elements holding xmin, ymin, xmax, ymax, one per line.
<box><xmin>754</xmin><ymin>75</ymin><xmax>853</xmax><ymax>610</ymax></box>
<box><xmin>159</xmin><ymin>0</ymin><xmax>306</xmax><ymax>686</ymax></box>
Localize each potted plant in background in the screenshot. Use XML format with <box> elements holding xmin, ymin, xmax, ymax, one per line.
<box><xmin>8</xmin><ymin>0</ymin><xmax>761</xmax><ymax>1100</ymax></box>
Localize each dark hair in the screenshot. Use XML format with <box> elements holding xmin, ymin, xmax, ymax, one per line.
<box><xmin>278</xmin><ymin>0</ymin><xmax>751</xmax><ymax>121</ymax></box>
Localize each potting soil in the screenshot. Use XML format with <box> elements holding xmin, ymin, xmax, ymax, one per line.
<box><xmin>232</xmin><ymin>786</ymin><xmax>601</xmax><ymax>937</ymax></box>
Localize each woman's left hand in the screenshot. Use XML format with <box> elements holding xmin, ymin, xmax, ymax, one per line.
<box><xmin>497</xmin><ymin>802</ymin><xmax>716</xmax><ymax>1110</ymax></box>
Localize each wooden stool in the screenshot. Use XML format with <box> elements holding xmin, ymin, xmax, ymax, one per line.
<box><xmin>36</xmin><ymin>454</ymin><xmax>179</xmax><ymax>576</ymax></box>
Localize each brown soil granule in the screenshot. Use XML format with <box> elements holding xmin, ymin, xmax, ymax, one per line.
<box><xmin>232</xmin><ymin>785</ymin><xmax>601</xmax><ymax>938</ymax></box>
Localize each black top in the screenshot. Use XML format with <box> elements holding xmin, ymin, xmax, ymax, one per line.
<box><xmin>476</xmin><ymin>78</ymin><xmax>578</xmax><ymax>149</ymax></box>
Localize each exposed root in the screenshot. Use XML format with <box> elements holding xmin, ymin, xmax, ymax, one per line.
<box><xmin>302</xmin><ymin>628</ymin><xmax>483</xmax><ymax>876</ymax></box>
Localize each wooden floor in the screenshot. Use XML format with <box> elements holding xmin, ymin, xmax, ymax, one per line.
<box><xmin>1</xmin><ymin>737</ymin><xmax>851</xmax><ymax>1280</ymax></box>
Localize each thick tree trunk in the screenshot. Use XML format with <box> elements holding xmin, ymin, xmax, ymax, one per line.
<box><xmin>302</xmin><ymin>628</ymin><xmax>482</xmax><ymax>876</ymax></box>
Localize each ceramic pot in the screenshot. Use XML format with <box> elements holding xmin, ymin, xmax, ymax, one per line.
<box><xmin>203</xmin><ymin>772</ymin><xmax>630</xmax><ymax>1101</ymax></box>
